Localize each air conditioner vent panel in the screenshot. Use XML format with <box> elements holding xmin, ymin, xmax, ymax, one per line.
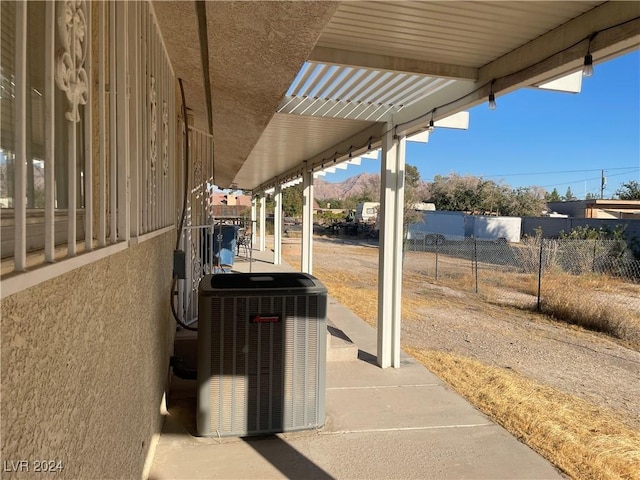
<box><xmin>197</xmin><ymin>273</ymin><xmax>327</xmax><ymax>437</ymax></box>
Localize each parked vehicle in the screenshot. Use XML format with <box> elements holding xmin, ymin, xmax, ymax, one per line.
<box><xmin>355</xmin><ymin>202</ymin><xmax>380</xmax><ymax>223</ymax></box>
<box><xmin>407</xmin><ymin>211</ymin><xmax>521</xmax><ymax>243</ymax></box>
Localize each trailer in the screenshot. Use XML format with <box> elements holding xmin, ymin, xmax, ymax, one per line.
<box><xmin>407</xmin><ymin>211</ymin><xmax>521</xmax><ymax>243</ymax></box>
<box><xmin>355</xmin><ymin>202</ymin><xmax>380</xmax><ymax>223</ymax></box>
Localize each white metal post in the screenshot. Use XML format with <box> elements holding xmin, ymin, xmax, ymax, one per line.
<box><xmin>109</xmin><ymin>1</ymin><xmax>117</xmax><ymax>242</ymax></box>
<box><xmin>84</xmin><ymin>0</ymin><xmax>93</xmax><ymax>251</ymax></box>
<box><xmin>67</xmin><ymin>115</ymin><xmax>77</xmax><ymax>256</ymax></box>
<box><xmin>141</xmin><ymin>2</ymin><xmax>148</xmax><ymax>234</ymax></box>
<box><xmin>251</xmin><ymin>196</ymin><xmax>257</xmax><ymax>251</ymax></box>
<box><xmin>128</xmin><ymin>1</ymin><xmax>140</xmax><ymax>238</ymax></box>
<box><xmin>377</xmin><ymin>125</ymin><xmax>406</xmax><ymax>369</ymax></box>
<box><xmin>301</xmin><ymin>170</ymin><xmax>314</xmax><ymax>274</ymax></box>
<box><xmin>98</xmin><ymin>1</ymin><xmax>107</xmax><ymax>246</ymax></box>
<box><xmin>273</xmin><ymin>184</ymin><xmax>282</xmax><ymax>265</ymax></box>
<box><xmin>14</xmin><ymin>0</ymin><xmax>27</xmax><ymax>271</ymax></box>
<box><xmin>259</xmin><ymin>195</ymin><xmax>266</xmax><ymax>252</ymax></box>
<box><xmin>67</xmin><ymin>1</ymin><xmax>78</xmax><ymax>257</ymax></box>
<box><xmin>44</xmin><ymin>1</ymin><xmax>56</xmax><ymax>262</ymax></box>
<box><xmin>116</xmin><ymin>1</ymin><xmax>130</xmax><ymax>241</ymax></box>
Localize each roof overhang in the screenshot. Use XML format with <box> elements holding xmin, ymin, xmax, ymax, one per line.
<box><xmin>153</xmin><ymin>1</ymin><xmax>640</xmax><ymax>191</ymax></box>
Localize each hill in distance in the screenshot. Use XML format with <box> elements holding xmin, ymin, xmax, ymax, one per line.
<box><xmin>314</xmin><ymin>173</ymin><xmax>380</xmax><ymax>200</ymax></box>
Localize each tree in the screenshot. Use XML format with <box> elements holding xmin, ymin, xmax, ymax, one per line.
<box><xmin>403</xmin><ymin>164</ymin><xmax>423</xmax><ymax>228</ymax></box>
<box><xmin>319</xmin><ymin>198</ymin><xmax>343</xmax><ymax>209</ymax></box>
<box><xmin>423</xmin><ymin>173</ymin><xmax>549</xmax><ymax>217</ymax></box>
<box><xmin>427</xmin><ymin>173</ymin><xmax>485</xmax><ymax>212</ymax></box>
<box><xmin>563</xmin><ymin>187</ymin><xmax>577</xmax><ymax>201</ymax></box>
<box><xmin>405</xmin><ymin>164</ymin><xmax>421</xmax><ymax>188</ymax></box>
<box><xmin>585</xmin><ymin>192</ymin><xmax>599</xmax><ymax>200</ymax></box>
<box><xmin>545</xmin><ymin>188</ymin><xmax>561</xmax><ymax>202</ymax></box>
<box><xmin>502</xmin><ymin>187</ymin><xmax>546</xmax><ymax>217</ymax></box>
<box><xmin>281</xmin><ymin>184</ymin><xmax>303</xmax><ymax>217</ymax></box>
<box><xmin>616</xmin><ymin>180</ymin><xmax>640</xmax><ymax>200</ymax></box>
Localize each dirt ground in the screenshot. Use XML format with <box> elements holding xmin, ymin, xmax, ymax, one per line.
<box><xmin>295</xmin><ymin>236</ymin><xmax>640</xmax><ymax>430</ymax></box>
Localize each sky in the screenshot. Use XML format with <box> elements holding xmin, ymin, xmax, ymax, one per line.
<box><xmin>322</xmin><ymin>50</ymin><xmax>640</xmax><ymax>200</ymax></box>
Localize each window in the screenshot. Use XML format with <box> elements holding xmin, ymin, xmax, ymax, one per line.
<box><xmin>1</xmin><ymin>1</ymin><xmax>176</xmax><ymax>278</ymax></box>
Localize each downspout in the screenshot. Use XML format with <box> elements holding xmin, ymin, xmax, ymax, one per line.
<box><xmin>196</xmin><ymin>0</ymin><xmax>215</xmax><ymax>179</ymax></box>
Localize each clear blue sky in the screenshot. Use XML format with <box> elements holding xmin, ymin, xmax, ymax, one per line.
<box><xmin>323</xmin><ymin>50</ymin><xmax>640</xmax><ymax>199</ymax></box>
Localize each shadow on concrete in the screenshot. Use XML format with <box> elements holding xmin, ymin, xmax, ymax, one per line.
<box><xmin>327</xmin><ymin>324</ymin><xmax>351</xmax><ymax>343</ymax></box>
<box><xmin>357</xmin><ymin>349</ymin><xmax>378</xmax><ymax>366</ymax></box>
<box><xmin>242</xmin><ymin>435</ymin><xmax>334</xmax><ymax>480</ymax></box>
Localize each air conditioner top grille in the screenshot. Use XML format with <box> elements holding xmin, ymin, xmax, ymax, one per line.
<box><xmin>200</xmin><ymin>273</ymin><xmax>327</xmax><ymax>297</ymax></box>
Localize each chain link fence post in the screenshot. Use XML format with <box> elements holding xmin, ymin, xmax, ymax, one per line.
<box><xmin>537</xmin><ymin>238</ymin><xmax>543</xmax><ymax>312</ymax></box>
<box><xmin>474</xmin><ymin>238</ymin><xmax>479</xmax><ymax>294</ymax></box>
<box><xmin>435</xmin><ymin>237</ymin><xmax>439</xmax><ymax>280</ymax></box>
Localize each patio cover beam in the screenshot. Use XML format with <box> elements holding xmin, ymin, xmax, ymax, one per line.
<box><xmin>309</xmin><ymin>46</ymin><xmax>478</xmax><ymax>81</ymax></box>
<box><xmin>255</xmin><ymin>122</ymin><xmax>385</xmax><ymax>193</ymax></box>
<box><xmin>394</xmin><ymin>1</ymin><xmax>640</xmax><ymax>136</ymax></box>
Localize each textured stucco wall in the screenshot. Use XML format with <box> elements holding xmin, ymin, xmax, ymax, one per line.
<box><xmin>1</xmin><ymin>232</ymin><xmax>175</xmax><ymax>479</ymax></box>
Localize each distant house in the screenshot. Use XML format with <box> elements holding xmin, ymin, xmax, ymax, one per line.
<box><xmin>210</xmin><ymin>192</ymin><xmax>252</xmax><ymax>207</ymax></box>
<box><xmin>524</xmin><ymin>200</ymin><xmax>640</xmax><ymax>240</ymax></box>
<box><xmin>209</xmin><ymin>193</ymin><xmax>252</xmax><ymax>218</ymax></box>
<box><xmin>547</xmin><ymin>200</ymin><xmax>640</xmax><ymax>219</ymax></box>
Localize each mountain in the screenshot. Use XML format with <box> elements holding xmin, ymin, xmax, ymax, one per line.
<box><xmin>313</xmin><ymin>173</ymin><xmax>380</xmax><ymax>200</ymax></box>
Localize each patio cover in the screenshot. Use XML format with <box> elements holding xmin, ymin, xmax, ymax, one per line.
<box><xmin>152</xmin><ymin>1</ymin><xmax>639</xmax><ymax>190</ymax></box>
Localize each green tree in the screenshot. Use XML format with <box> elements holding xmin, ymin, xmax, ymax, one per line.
<box><xmin>282</xmin><ymin>184</ymin><xmax>303</xmax><ymax>217</ymax></box>
<box><xmin>405</xmin><ymin>164</ymin><xmax>420</xmax><ymax>188</ymax></box>
<box><xmin>320</xmin><ymin>198</ymin><xmax>343</xmax><ymax>209</ymax></box>
<box><xmin>501</xmin><ymin>187</ymin><xmax>546</xmax><ymax>217</ymax></box>
<box><xmin>563</xmin><ymin>187</ymin><xmax>577</xmax><ymax>201</ymax></box>
<box><xmin>616</xmin><ymin>180</ymin><xmax>640</xmax><ymax>200</ymax></box>
<box><xmin>545</xmin><ymin>188</ymin><xmax>561</xmax><ymax>202</ymax></box>
<box><xmin>585</xmin><ymin>192</ymin><xmax>599</xmax><ymax>200</ymax></box>
<box><xmin>425</xmin><ymin>173</ymin><xmax>545</xmax><ymax>216</ymax></box>
<box><xmin>265</xmin><ymin>193</ymin><xmax>275</xmax><ymax>214</ymax></box>
<box><xmin>403</xmin><ymin>164</ymin><xmax>423</xmax><ymax>228</ymax></box>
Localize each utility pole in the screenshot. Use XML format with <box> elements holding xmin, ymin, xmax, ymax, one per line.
<box><xmin>600</xmin><ymin>170</ymin><xmax>606</xmax><ymax>199</ymax></box>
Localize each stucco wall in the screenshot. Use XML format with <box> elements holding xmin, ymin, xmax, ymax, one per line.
<box><xmin>1</xmin><ymin>232</ymin><xmax>175</xmax><ymax>479</ymax></box>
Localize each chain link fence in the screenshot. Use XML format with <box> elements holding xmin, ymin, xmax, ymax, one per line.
<box><xmin>405</xmin><ymin>235</ymin><xmax>640</xmax><ymax>344</ymax></box>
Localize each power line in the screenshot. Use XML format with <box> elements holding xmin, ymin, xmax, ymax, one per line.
<box><xmin>537</xmin><ymin>170</ymin><xmax>633</xmax><ymax>190</ymax></box>
<box><xmin>481</xmin><ymin>166</ymin><xmax>638</xmax><ymax>178</ymax></box>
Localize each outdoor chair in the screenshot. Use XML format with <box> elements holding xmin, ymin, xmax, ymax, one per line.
<box><xmin>236</xmin><ymin>232</ymin><xmax>251</xmax><ymax>257</ymax></box>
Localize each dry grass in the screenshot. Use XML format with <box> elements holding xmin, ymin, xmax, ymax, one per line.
<box><xmin>283</xmin><ymin>242</ymin><xmax>640</xmax><ymax>478</ymax></box>
<box><xmin>406</xmin><ymin>348</ymin><xmax>640</xmax><ymax>480</ymax></box>
<box><xmin>314</xmin><ymin>266</ymin><xmax>379</xmax><ymax>326</ymax></box>
<box><xmin>433</xmin><ymin>255</ymin><xmax>640</xmax><ymax>348</ymax></box>
<box><xmin>540</xmin><ymin>277</ymin><xmax>640</xmax><ymax>349</ymax></box>
<box><xmin>285</xmin><ymin>248</ymin><xmax>379</xmax><ymax>325</ymax></box>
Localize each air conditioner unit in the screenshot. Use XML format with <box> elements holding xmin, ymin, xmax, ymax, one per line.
<box><xmin>197</xmin><ymin>272</ymin><xmax>327</xmax><ymax>437</ymax></box>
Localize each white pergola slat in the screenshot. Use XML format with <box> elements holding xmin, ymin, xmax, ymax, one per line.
<box><xmin>278</xmin><ymin>61</ymin><xmax>463</xmax><ymax>124</ymax></box>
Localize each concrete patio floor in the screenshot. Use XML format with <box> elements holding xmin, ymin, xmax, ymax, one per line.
<box><xmin>148</xmin><ymin>247</ymin><xmax>563</xmax><ymax>479</ymax></box>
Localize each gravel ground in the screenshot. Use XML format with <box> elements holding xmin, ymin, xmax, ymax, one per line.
<box><xmin>307</xmin><ymin>236</ymin><xmax>640</xmax><ymax>429</ymax></box>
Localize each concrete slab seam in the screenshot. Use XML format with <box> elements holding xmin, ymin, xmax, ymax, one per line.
<box><xmin>327</xmin><ymin>384</ymin><xmax>440</xmax><ymax>390</ymax></box>
<box><xmin>319</xmin><ymin>423</ymin><xmax>496</xmax><ymax>435</ymax></box>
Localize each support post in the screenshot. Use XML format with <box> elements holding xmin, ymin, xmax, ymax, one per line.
<box><xmin>259</xmin><ymin>195</ymin><xmax>266</xmax><ymax>252</ymax></box>
<box><xmin>377</xmin><ymin>125</ymin><xmax>406</xmax><ymax>369</ymax></box>
<box><xmin>273</xmin><ymin>184</ymin><xmax>282</xmax><ymax>265</ymax></box>
<box><xmin>251</xmin><ymin>196</ymin><xmax>257</xmax><ymax>251</ymax></box>
<box><xmin>301</xmin><ymin>170</ymin><xmax>314</xmax><ymax>274</ymax></box>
